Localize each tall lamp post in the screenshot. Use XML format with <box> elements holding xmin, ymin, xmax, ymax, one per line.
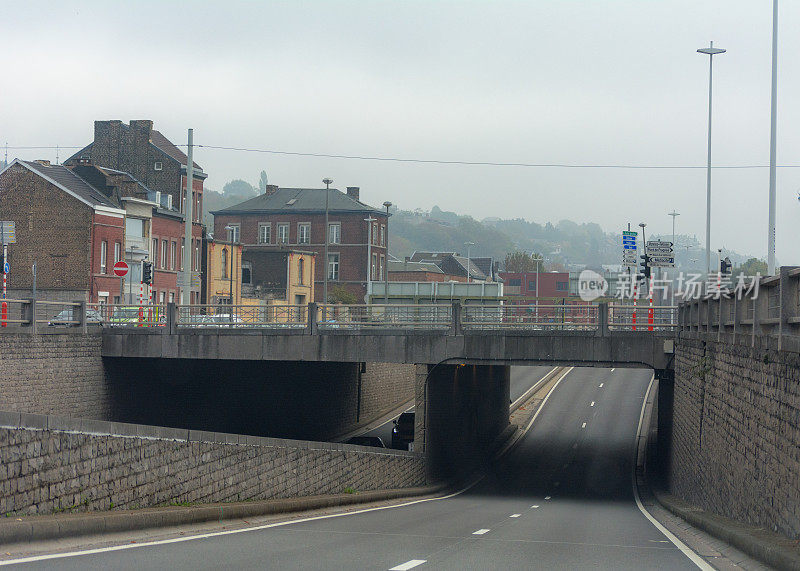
<box><xmin>322</xmin><ymin>178</ymin><xmax>333</xmax><ymax>305</ymax></box>
<box><xmin>767</xmin><ymin>0</ymin><xmax>778</xmax><ymax>275</ymax></box>
<box><xmin>464</xmin><ymin>241</ymin><xmax>474</xmax><ymax>284</ymax></box>
<box><xmin>225</xmin><ymin>225</ymin><xmax>237</xmax><ymax>320</ymax></box>
<box><xmin>668</xmin><ymin>210</ymin><xmax>680</xmax><ymax>308</ymax></box>
<box><xmin>383</xmin><ymin>201</ymin><xmax>392</xmax><ymax>304</ymax></box>
<box><xmin>533</xmin><ymin>254</ymin><xmax>544</xmax><ymax>322</ymax></box>
<box><xmin>364</xmin><ymin>215</ymin><xmax>376</xmax><ymax>301</ymax></box>
<box><xmin>697</xmin><ymin>41</ymin><xmax>726</xmax><ymax>278</ymax></box>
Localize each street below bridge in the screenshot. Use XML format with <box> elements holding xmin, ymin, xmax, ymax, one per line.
<box><xmin>8</xmin><ymin>368</ymin><xmax>709</xmax><ymax>570</ymax></box>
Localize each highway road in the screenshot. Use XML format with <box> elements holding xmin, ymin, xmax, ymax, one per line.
<box><xmin>9</xmin><ymin>367</ymin><xmax>701</xmax><ymax>570</ymax></box>
<box><xmin>360</xmin><ymin>366</ymin><xmax>555</xmax><ymax>448</ymax></box>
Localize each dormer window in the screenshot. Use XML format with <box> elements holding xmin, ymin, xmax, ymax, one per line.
<box><xmin>154</xmin><ymin>162</ymin><xmax>163</xmax><ymax>171</ymax></box>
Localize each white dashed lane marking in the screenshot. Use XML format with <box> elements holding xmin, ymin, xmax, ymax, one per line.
<box><xmin>599</xmin><ymin>383</ymin><xmax>604</xmax><ymax>388</ymax></box>
<box><xmin>544</xmin><ymin>496</ymin><xmax>551</xmax><ymax>500</ymax></box>
<box><xmin>531</xmin><ymin>505</ymin><xmax>539</xmax><ymax>508</ymax></box>
<box><xmin>581</xmin><ymin>422</ymin><xmax>587</xmax><ymax>429</ymax></box>
<box><xmin>472</xmin><ymin>529</ymin><xmax>490</xmax><ymax>535</ymax></box>
<box><xmin>510</xmin><ymin>514</ymin><xmax>521</xmax><ymax>518</ymax></box>
<box><xmin>590</xmin><ymin>401</ymin><xmax>595</xmax><ymax>407</ymax></box>
<box><xmin>390</xmin><ymin>560</ymin><xmax>427</xmax><ymax>570</ymax></box>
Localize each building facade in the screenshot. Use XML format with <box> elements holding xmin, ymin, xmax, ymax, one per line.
<box><xmin>66</xmin><ymin>120</ymin><xmax>205</xmax><ymax>303</ymax></box>
<box><xmin>213</xmin><ymin>185</ymin><xmax>387</xmax><ymax>302</ymax></box>
<box><xmin>205</xmin><ymin>240</ymin><xmax>244</xmax><ymax>306</ymax></box>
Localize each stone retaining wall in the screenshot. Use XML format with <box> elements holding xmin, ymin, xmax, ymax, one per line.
<box><xmin>669</xmin><ymin>336</ymin><xmax>800</xmax><ymax>539</ymax></box>
<box><xmin>0</xmin><ymin>412</ymin><xmax>426</xmax><ymax>516</ymax></box>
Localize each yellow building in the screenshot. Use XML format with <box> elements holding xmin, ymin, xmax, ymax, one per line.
<box><xmin>205</xmin><ymin>239</ymin><xmax>243</xmax><ymax>305</ymax></box>
<box><xmin>240</xmin><ymin>248</ymin><xmax>315</xmax><ymax>322</ymax></box>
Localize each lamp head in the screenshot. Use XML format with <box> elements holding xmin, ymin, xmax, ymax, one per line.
<box><xmin>322</xmin><ymin>178</ymin><xmax>333</xmax><ymax>186</ymax></box>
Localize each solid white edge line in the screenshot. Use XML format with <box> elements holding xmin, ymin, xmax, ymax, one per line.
<box><xmin>3</xmin><ymin>367</ymin><xmax>575</xmax><ymax>567</ymax></box>
<box><xmin>389</xmin><ymin>559</ymin><xmax>427</xmax><ymax>570</ymax></box>
<box><xmin>632</xmin><ymin>374</ymin><xmax>714</xmax><ymax>571</ymax></box>
<box><xmin>510</xmin><ymin>366</ymin><xmax>559</xmax><ymax>410</ymax></box>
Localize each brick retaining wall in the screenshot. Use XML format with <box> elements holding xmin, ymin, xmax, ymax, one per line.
<box><xmin>0</xmin><ymin>413</ymin><xmax>426</xmax><ymax>516</ymax></box>
<box><xmin>0</xmin><ymin>332</ymin><xmax>111</xmax><ymax>420</ymax></box>
<box><xmin>670</xmin><ymin>337</ymin><xmax>800</xmax><ymax>539</ymax></box>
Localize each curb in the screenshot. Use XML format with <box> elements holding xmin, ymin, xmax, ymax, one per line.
<box><xmin>0</xmin><ymin>483</ymin><xmax>450</xmax><ymax>547</ymax></box>
<box><xmin>653</xmin><ymin>489</ymin><xmax>800</xmax><ymax>571</ymax></box>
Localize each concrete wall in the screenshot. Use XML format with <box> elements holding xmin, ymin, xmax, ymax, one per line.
<box><xmin>418</xmin><ymin>364</ymin><xmax>511</xmax><ymax>481</ymax></box>
<box><xmin>666</xmin><ymin>337</ymin><xmax>800</xmax><ymax>539</ymax></box>
<box><xmin>0</xmin><ymin>332</ymin><xmax>112</xmax><ymax>420</ymax></box>
<box><xmin>0</xmin><ymin>412</ymin><xmax>425</xmax><ymax>516</ymax></box>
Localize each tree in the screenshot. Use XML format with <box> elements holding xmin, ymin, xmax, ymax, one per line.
<box><xmin>328</xmin><ymin>285</ymin><xmax>360</xmax><ymax>304</ymax></box>
<box><xmin>503</xmin><ymin>251</ymin><xmax>543</xmax><ymax>273</ymax></box>
<box><xmin>221</xmin><ymin>179</ymin><xmax>256</xmax><ymax>197</ymax></box>
<box><xmin>258</xmin><ymin>170</ymin><xmax>268</xmax><ymax>193</ymax></box>
<box><xmin>735</xmin><ymin>257</ymin><xmax>767</xmax><ymax>276</ymax></box>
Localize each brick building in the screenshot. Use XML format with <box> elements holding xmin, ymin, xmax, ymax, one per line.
<box><xmin>0</xmin><ymin>160</ymin><xmax>126</xmax><ymax>303</ymax></box>
<box><xmin>388</xmin><ymin>259</ymin><xmax>459</xmax><ymax>282</ymax></box>
<box><xmin>408</xmin><ymin>251</ymin><xmax>497</xmax><ymax>282</ymax></box>
<box><xmin>213</xmin><ymin>185</ymin><xmax>388</xmax><ymax>302</ymax></box>
<box><xmin>498</xmin><ymin>271</ymin><xmax>570</xmax><ymax>300</ymax></box>
<box><xmin>66</xmin><ymin>120</ymin><xmax>205</xmax><ymax>303</ymax></box>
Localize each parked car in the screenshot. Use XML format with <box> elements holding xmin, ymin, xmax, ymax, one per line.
<box><xmin>48</xmin><ymin>308</ymin><xmax>103</xmax><ymax>327</ymax></box>
<box><xmin>344</xmin><ymin>436</ymin><xmax>386</xmax><ymax>448</ymax></box>
<box><xmin>391</xmin><ymin>412</ymin><xmax>415</xmax><ymax>450</ymax></box>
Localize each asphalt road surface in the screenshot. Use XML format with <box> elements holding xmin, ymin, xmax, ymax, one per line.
<box><xmin>361</xmin><ymin>365</ymin><xmax>555</xmax><ymax>448</ymax></box>
<box><xmin>11</xmin><ymin>367</ymin><xmax>700</xmax><ymax>570</ymax></box>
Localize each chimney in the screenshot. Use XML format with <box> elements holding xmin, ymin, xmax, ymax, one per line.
<box><xmin>264</xmin><ymin>184</ymin><xmax>279</xmax><ymax>196</ymax></box>
<box><xmin>346</xmin><ymin>186</ymin><xmax>360</xmax><ymax>201</ymax></box>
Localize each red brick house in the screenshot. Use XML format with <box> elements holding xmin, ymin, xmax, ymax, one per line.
<box><xmin>0</xmin><ymin>160</ymin><xmax>126</xmax><ymax>304</ymax></box>
<box><xmin>212</xmin><ymin>185</ymin><xmax>389</xmax><ymax>302</ymax></box>
<box><xmin>66</xmin><ymin>120</ymin><xmax>205</xmax><ymax>303</ymax></box>
<box><xmin>498</xmin><ymin>271</ymin><xmax>571</xmax><ymax>300</ymax></box>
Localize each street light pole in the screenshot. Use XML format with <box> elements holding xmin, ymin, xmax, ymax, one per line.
<box><xmin>383</xmin><ymin>202</ymin><xmax>392</xmax><ymax>305</ymax></box>
<box><xmin>668</xmin><ymin>210</ymin><xmax>680</xmax><ymax>308</ymax></box>
<box><xmin>697</xmin><ymin>42</ymin><xmax>726</xmax><ymax>278</ymax></box>
<box><xmin>364</xmin><ymin>215</ymin><xmax>376</xmax><ymax>302</ymax></box>
<box><xmin>533</xmin><ymin>254</ymin><xmax>543</xmax><ymax>322</ymax></box>
<box><xmin>767</xmin><ymin>0</ymin><xmax>778</xmax><ymax>275</ymax></box>
<box><xmin>464</xmin><ymin>241</ymin><xmax>474</xmax><ymax>284</ymax></box>
<box><xmin>322</xmin><ymin>178</ymin><xmax>333</xmax><ymax>305</ymax></box>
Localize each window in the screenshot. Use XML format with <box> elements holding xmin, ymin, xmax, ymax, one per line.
<box><xmin>125</xmin><ymin>218</ymin><xmax>144</xmax><ymax>237</ymax></box>
<box><xmin>328</xmin><ymin>253</ymin><xmax>340</xmax><ymax>281</ymax></box>
<box><xmin>169</xmin><ymin>292</ymin><xmax>175</xmax><ymax>303</ymax></box>
<box><xmin>371</xmin><ymin>253</ymin><xmax>377</xmax><ymax>280</ymax></box>
<box><xmin>221</xmin><ymin>248</ymin><xmax>228</xmax><ymax>278</ymax></box>
<box><xmin>100</xmin><ymin>241</ymin><xmax>107</xmax><ymax>273</ymax></box>
<box><xmin>170</xmin><ymin>241</ymin><xmax>176</xmax><ymax>270</ymax></box>
<box><xmin>152</xmin><ymin>238</ymin><xmax>158</xmax><ymax>266</ymax></box>
<box><xmin>508</xmin><ymin>278</ymin><xmax>522</xmax><ymax>287</ymax></box>
<box><xmin>159</xmin><ymin>291</ymin><xmax>165</xmax><ymax>303</ymax></box>
<box><xmin>380</xmin><ymin>225</ymin><xmax>386</xmax><ymax>247</ymax></box>
<box><xmin>154</xmin><ymin>161</ymin><xmax>163</xmax><ymax>171</ymax></box>
<box><xmin>298</xmin><ymin>258</ymin><xmax>304</xmax><ymax>285</ymax></box>
<box><xmin>161</xmin><ymin>240</ymin><xmax>167</xmax><ymax>269</ymax></box>
<box><xmin>328</xmin><ymin>223</ymin><xmax>341</xmax><ymax>244</ymax></box>
<box><xmin>258</xmin><ymin>223</ymin><xmax>271</xmax><ymax>244</ymax></box>
<box><xmin>298</xmin><ymin>223</ymin><xmax>310</xmax><ymax>244</ymax></box>
<box><xmin>194</xmin><ymin>243</ymin><xmax>200</xmax><ymax>271</ymax></box>
<box><xmin>242</xmin><ymin>263</ymin><xmax>252</xmax><ymax>285</ymax></box>
<box><xmin>380</xmin><ymin>255</ymin><xmax>385</xmax><ymax>281</ymax></box>
<box><xmin>556</xmin><ymin>281</ymin><xmax>569</xmax><ymax>291</ymax></box>
<box><xmin>277</xmin><ymin>224</ymin><xmax>289</xmax><ymax>243</ymax></box>
<box><xmin>180</xmin><ymin>239</ymin><xmax>185</xmax><ymax>270</ymax></box>
<box><xmin>373</xmin><ymin>223</ymin><xmax>378</xmax><ymax>245</ymax></box>
<box><xmin>528</xmin><ymin>281</ymin><xmax>536</xmax><ymax>291</ymax></box>
<box><xmin>114</xmin><ymin>242</ymin><xmax>121</xmax><ymax>264</ymax></box>
<box><xmin>226</xmin><ymin>224</ymin><xmax>240</xmax><ymax>244</ymax></box>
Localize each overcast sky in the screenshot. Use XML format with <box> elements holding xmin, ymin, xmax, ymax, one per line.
<box><xmin>2</xmin><ymin>1</ymin><xmax>799</xmax><ymax>263</ymax></box>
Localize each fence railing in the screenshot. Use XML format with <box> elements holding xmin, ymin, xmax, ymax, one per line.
<box><xmin>462</xmin><ymin>304</ymin><xmax>600</xmax><ymax>330</ymax></box>
<box><xmin>177</xmin><ymin>304</ymin><xmax>307</xmax><ymax>328</ymax></box>
<box><xmin>317</xmin><ymin>304</ymin><xmax>452</xmax><ymax>330</ymax></box>
<box><xmin>1</xmin><ymin>299</ymin><xmax>684</xmax><ymax>335</ymax></box>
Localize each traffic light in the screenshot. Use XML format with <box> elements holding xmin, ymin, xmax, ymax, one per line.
<box><xmin>720</xmin><ymin>257</ymin><xmax>732</xmax><ymax>276</ymax></box>
<box><xmin>639</xmin><ymin>254</ymin><xmax>651</xmax><ymax>281</ymax></box>
<box><xmin>142</xmin><ymin>261</ymin><xmax>153</xmax><ymax>285</ymax></box>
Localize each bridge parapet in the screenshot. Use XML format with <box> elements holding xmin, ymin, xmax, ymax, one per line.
<box><xmin>677</xmin><ymin>265</ymin><xmax>800</xmax><ymax>352</ymax></box>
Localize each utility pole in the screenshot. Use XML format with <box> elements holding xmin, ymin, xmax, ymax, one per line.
<box><xmin>182</xmin><ymin>129</ymin><xmax>194</xmax><ymax>304</ymax></box>
<box><xmin>364</xmin><ymin>215</ymin><xmax>376</xmax><ymax>302</ymax></box>
<box><xmin>323</xmin><ymin>178</ymin><xmax>333</xmax><ymax>305</ymax></box>
<box><xmin>669</xmin><ymin>210</ymin><xmax>680</xmax><ymax>309</ymax></box>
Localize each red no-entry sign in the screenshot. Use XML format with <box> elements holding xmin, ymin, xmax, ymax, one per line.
<box><xmin>113</xmin><ymin>261</ymin><xmax>129</xmax><ymax>277</ymax></box>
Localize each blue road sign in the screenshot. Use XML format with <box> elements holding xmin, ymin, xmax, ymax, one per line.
<box><xmin>623</xmin><ymin>245</ymin><xmax>637</xmax><ymax>250</ymax></box>
<box><xmin>3</xmin><ymin>262</ymin><xmax>9</xmax><ymax>273</ymax></box>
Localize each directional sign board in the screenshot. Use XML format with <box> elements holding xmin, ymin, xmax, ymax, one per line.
<box><xmin>648</xmin><ymin>257</ymin><xmax>675</xmax><ymax>268</ymax></box>
<box><xmin>646</xmin><ymin>240</ymin><xmax>674</xmax><ymax>266</ymax></box>
<box><xmin>0</xmin><ymin>221</ymin><xmax>15</xmax><ymax>244</ymax></box>
<box><xmin>621</xmin><ymin>230</ymin><xmax>638</xmax><ymax>266</ymax></box>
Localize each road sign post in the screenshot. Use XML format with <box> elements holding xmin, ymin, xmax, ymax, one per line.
<box><xmin>113</xmin><ymin>261</ymin><xmax>129</xmax><ymax>306</ymax></box>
